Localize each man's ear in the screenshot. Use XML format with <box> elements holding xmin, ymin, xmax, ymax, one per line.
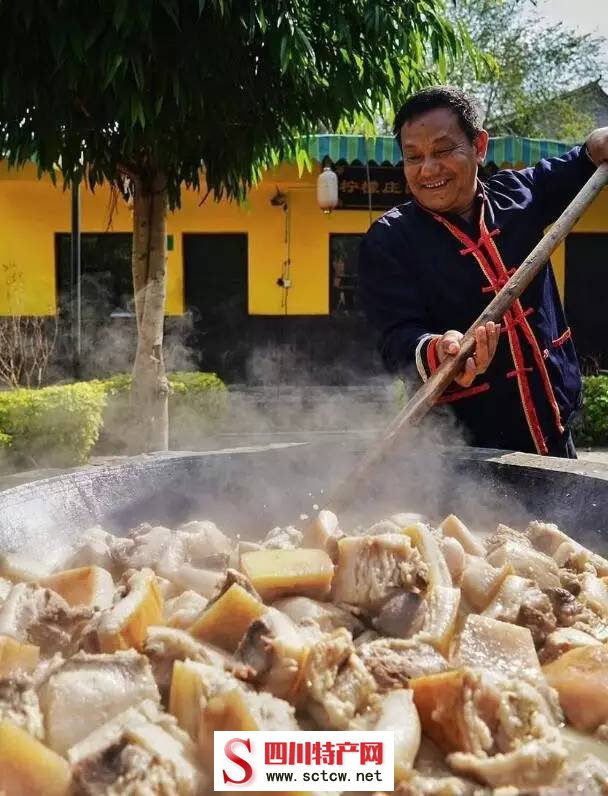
<box><xmin>474</xmin><ymin>130</ymin><xmax>490</xmax><ymax>165</ymax></box>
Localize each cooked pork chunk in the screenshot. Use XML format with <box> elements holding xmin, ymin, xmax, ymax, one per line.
<box><xmin>485</xmin><ymin>524</ymin><xmax>532</xmax><ymax>553</ymax></box>
<box><xmin>235</xmin><ymin>607</ymin><xmax>321</xmax><ymax>700</ymax></box>
<box><xmin>0</xmin><ymin>677</ymin><xmax>44</xmax><ymax>738</ymax></box>
<box><xmin>302</xmin><ymin>509</ymin><xmax>343</xmax><ymax>558</ymax></box>
<box><xmin>374</xmin><ymin>591</ymin><xmax>427</xmax><ymax>638</ymax></box>
<box><xmin>70</xmin><ymin>699</ymin><xmax>202</xmax><ymax>795</ymax></box>
<box><xmin>487</xmin><ymin>542</ymin><xmax>561</xmax><ymax>590</ymax></box>
<box><xmin>39</xmin><ymin>650</ymin><xmax>160</xmax><ymax>755</ymax></box>
<box><xmin>332</xmin><ymin>534</ymin><xmax>429</xmax><ymax>611</ymax></box>
<box><xmin>539</xmin><ymin>627</ymin><xmax>601</xmax><ymax>664</ymax></box>
<box><xmin>261</xmin><ymin>525</ymin><xmax>303</xmax><ymax>550</ymax></box>
<box><xmin>273</xmin><ymin>595</ymin><xmax>364</xmax><ymax>636</ymax></box>
<box><xmin>358</xmin><ymin>637</ymin><xmax>449</xmax><ymax>691</ymax></box>
<box><xmin>300</xmin><ymin>628</ymin><xmax>377</xmax><ymax>729</ymax></box>
<box><xmin>0</xmin><ymin>583</ymin><xmax>93</xmax><ymax>655</ymax></box>
<box><xmin>144</xmin><ymin>626</ymin><xmax>232</xmax><ymax>694</ymax></box>
<box><xmin>350</xmin><ymin>689</ymin><xmax>421</xmax><ymax>783</ymax></box>
<box><xmin>447</xmin><ymin>674</ymin><xmax>567</xmax><ymax>788</ymax></box>
<box><xmin>483</xmin><ymin>575</ymin><xmax>557</xmax><ymax>646</ymax></box>
<box><xmin>527</xmin><ymin>521</ymin><xmax>608</xmax><ymax>576</ymax></box>
<box><xmin>164</xmin><ymin>591</ymin><xmax>208</xmax><ymax>629</ymax></box>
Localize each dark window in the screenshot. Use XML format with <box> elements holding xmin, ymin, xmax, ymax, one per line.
<box><xmin>183</xmin><ymin>233</ymin><xmax>248</xmax><ymax>381</ymax></box>
<box><xmin>55</xmin><ymin>232</ymin><xmax>133</xmax><ymax>319</ymax></box>
<box><xmin>565</xmin><ymin>232</ymin><xmax>608</xmax><ymax>373</ymax></box>
<box><xmin>329</xmin><ymin>234</ymin><xmax>364</xmax><ymax>316</ymax></box>
<box><xmin>55</xmin><ymin>233</ymin><xmax>135</xmax><ymax>376</ymax></box>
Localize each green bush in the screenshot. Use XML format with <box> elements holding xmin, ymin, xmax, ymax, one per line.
<box><xmin>0</xmin><ymin>382</ymin><xmax>107</xmax><ymax>469</ymax></box>
<box><xmin>573</xmin><ymin>376</ymin><xmax>608</xmax><ymax>447</ymax></box>
<box><xmin>0</xmin><ymin>372</ymin><xmax>227</xmax><ymax>470</ymax></box>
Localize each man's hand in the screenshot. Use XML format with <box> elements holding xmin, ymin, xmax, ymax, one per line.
<box><xmin>585</xmin><ymin>127</ymin><xmax>608</xmax><ymax>165</ymax></box>
<box><xmin>436</xmin><ymin>322</ymin><xmax>500</xmax><ymax>387</ymax></box>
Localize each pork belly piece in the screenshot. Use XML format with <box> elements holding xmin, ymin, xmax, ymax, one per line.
<box><xmin>544</xmin><ymin>586</ymin><xmax>608</xmax><ymax>642</ymax></box>
<box><xmin>144</xmin><ymin>625</ymin><xmax>232</xmax><ymax>695</ymax></box>
<box><xmin>178</xmin><ymin>519</ymin><xmax>233</xmax><ymax>559</ymax></box>
<box><xmin>164</xmin><ymin>590</ymin><xmax>208</xmax><ymax>629</ymax></box>
<box><xmin>261</xmin><ymin>525</ymin><xmax>303</xmax><ymax>550</ymax></box>
<box><xmin>299</xmin><ymin>628</ymin><xmax>377</xmax><ymax>729</ymax></box>
<box><xmin>483</xmin><ymin>575</ymin><xmax>557</xmax><ymax>647</ymax></box>
<box><xmin>113</xmin><ymin>525</ymin><xmax>188</xmax><ymax>578</ymax></box>
<box><xmin>332</xmin><ymin>533</ymin><xmax>428</xmax><ymax>611</ymax></box>
<box><xmin>403</xmin><ymin>523</ymin><xmax>452</xmax><ymax>588</ymax></box>
<box><xmin>0</xmin><ymin>677</ymin><xmax>44</xmax><ymax>739</ymax></box>
<box><xmin>69</xmin><ymin>699</ymin><xmax>202</xmax><ymax>796</ymax></box>
<box><xmin>527</xmin><ymin>521</ymin><xmax>608</xmax><ymax>576</ymax></box>
<box><xmin>39</xmin><ymin>650</ymin><xmax>160</xmax><ymax>756</ymax></box>
<box><xmin>358</xmin><ymin>637</ymin><xmax>448</xmax><ymax>692</ymax></box>
<box><xmin>199</xmin><ymin>687</ymin><xmax>299</xmax><ymax>768</ymax></box>
<box><xmin>234</xmin><ymin>607</ymin><xmax>321</xmax><ymax>701</ymax></box>
<box><xmin>486</xmin><ymin>542</ymin><xmax>561</xmax><ymax>589</ymax></box>
<box><xmin>0</xmin><ymin>582</ymin><xmax>93</xmax><ymax>656</ymax></box>
<box><xmin>538</xmin><ymin>627</ymin><xmax>601</xmax><ymax>664</ymax></box>
<box><xmin>485</xmin><ymin>523</ymin><xmax>532</xmax><ymax>554</ymax></box>
<box><xmin>273</xmin><ymin>595</ymin><xmax>364</xmax><ymax>636</ymax></box>
<box><xmin>350</xmin><ymin>690</ymin><xmax>421</xmax><ymax>784</ymax></box>
<box><xmin>418</xmin><ymin>586</ymin><xmax>461</xmax><ymax>655</ymax></box>
<box><xmin>532</xmin><ymin>754</ymin><xmax>608</xmax><ymax>796</ymax></box>
<box><xmin>412</xmin><ymin>668</ymin><xmax>566</xmax><ymax>788</ymax></box>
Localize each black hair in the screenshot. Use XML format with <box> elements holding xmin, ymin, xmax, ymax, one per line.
<box><xmin>393</xmin><ymin>86</ymin><xmax>482</xmax><ymax>145</ymax></box>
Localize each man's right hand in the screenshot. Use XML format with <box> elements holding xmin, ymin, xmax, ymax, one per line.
<box><xmin>436</xmin><ymin>322</ymin><xmax>500</xmax><ymax>387</ymax></box>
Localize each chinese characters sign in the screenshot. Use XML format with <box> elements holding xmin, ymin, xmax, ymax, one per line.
<box><xmin>335</xmin><ymin>164</ymin><xmax>408</xmax><ymax>210</ymax></box>
<box><xmin>214</xmin><ymin>730</ymin><xmax>394</xmax><ymax>791</ymax></box>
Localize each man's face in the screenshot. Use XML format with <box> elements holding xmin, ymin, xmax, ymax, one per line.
<box><xmin>400</xmin><ymin>107</ymin><xmax>488</xmax><ymax>216</ymax></box>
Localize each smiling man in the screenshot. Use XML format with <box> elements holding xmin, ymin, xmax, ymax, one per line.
<box><xmin>359</xmin><ymin>86</ymin><xmax>608</xmax><ymax>456</ymax></box>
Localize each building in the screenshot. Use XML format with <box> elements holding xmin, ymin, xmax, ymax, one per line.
<box><xmin>0</xmin><ymin>134</ymin><xmax>607</xmax><ymax>383</ymax></box>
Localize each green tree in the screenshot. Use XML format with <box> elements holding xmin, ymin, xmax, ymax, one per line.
<box><xmin>447</xmin><ymin>0</ymin><xmax>606</xmax><ymax>139</ymax></box>
<box><xmin>0</xmin><ymin>0</ymin><xmax>464</xmax><ymax>451</ymax></box>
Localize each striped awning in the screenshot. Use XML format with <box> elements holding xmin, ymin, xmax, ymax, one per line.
<box><xmin>303</xmin><ymin>134</ymin><xmax>574</xmax><ymax>167</ymax></box>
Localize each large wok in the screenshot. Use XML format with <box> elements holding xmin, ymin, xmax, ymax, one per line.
<box><xmin>0</xmin><ymin>440</ymin><xmax>607</xmax><ymax>556</ymax></box>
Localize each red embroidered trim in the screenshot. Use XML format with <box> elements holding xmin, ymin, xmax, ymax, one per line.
<box><xmin>482</xmin><ymin>227</ymin><xmax>564</xmax><ymax>436</ymax></box>
<box><xmin>500</xmin><ymin>307</ymin><xmax>534</xmax><ymax>333</ymax></box>
<box><xmin>427</xmin><ymin>337</ymin><xmax>439</xmax><ymax>372</ymax></box>
<box><xmin>552</xmin><ymin>328</ymin><xmax>572</xmax><ymax>347</ymax></box>
<box><xmin>458</xmin><ymin>228</ymin><xmax>501</xmax><ymax>256</ymax></box>
<box><xmin>481</xmin><ymin>267</ymin><xmax>517</xmax><ymax>293</ymax></box>
<box><xmin>435</xmin><ymin>382</ymin><xmax>491</xmax><ymax>404</ymax></box>
<box><xmin>428</xmin><ymin>199</ymin><xmax>548</xmax><ymax>454</ymax></box>
<box><xmin>507</xmin><ymin>367</ymin><xmax>533</xmax><ymax>379</ymax></box>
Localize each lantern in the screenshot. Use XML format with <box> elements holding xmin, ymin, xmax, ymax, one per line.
<box><xmin>317</xmin><ymin>166</ymin><xmax>338</xmax><ymax>212</ymax></box>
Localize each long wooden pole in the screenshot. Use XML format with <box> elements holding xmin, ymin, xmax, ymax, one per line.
<box><xmin>327</xmin><ymin>162</ymin><xmax>608</xmax><ymax>512</ymax></box>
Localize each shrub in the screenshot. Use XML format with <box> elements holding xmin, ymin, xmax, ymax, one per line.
<box><xmin>0</xmin><ymin>382</ymin><xmax>107</xmax><ymax>469</ymax></box>
<box><xmin>0</xmin><ymin>372</ymin><xmax>227</xmax><ymax>470</ymax></box>
<box><xmin>573</xmin><ymin>376</ymin><xmax>608</xmax><ymax>448</ymax></box>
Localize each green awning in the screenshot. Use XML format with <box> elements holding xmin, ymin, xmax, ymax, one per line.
<box><xmin>303</xmin><ymin>134</ymin><xmax>575</xmax><ymax>167</ymax></box>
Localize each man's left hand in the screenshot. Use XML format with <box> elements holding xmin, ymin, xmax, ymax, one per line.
<box><xmin>585</xmin><ymin>127</ymin><xmax>608</xmax><ymax>165</ymax></box>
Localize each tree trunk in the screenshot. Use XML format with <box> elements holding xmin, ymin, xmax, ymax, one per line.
<box><xmin>130</xmin><ymin>171</ymin><xmax>169</xmax><ymax>452</ymax></box>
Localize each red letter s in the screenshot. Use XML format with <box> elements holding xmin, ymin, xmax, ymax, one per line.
<box><xmin>223</xmin><ymin>737</ymin><xmax>253</xmax><ymax>785</ymax></box>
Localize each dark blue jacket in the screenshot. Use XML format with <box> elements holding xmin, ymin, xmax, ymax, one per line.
<box><xmin>359</xmin><ymin>145</ymin><xmax>597</xmax><ymax>454</ymax></box>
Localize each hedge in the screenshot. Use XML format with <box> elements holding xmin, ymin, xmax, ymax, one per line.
<box><xmin>0</xmin><ymin>372</ymin><xmax>226</xmax><ymax>471</ymax></box>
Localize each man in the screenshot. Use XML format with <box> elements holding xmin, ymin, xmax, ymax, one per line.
<box><xmin>359</xmin><ymin>86</ymin><xmax>608</xmax><ymax>456</ymax></box>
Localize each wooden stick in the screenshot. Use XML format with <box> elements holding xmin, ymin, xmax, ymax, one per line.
<box><xmin>327</xmin><ymin>161</ymin><xmax>608</xmax><ymax>512</ymax></box>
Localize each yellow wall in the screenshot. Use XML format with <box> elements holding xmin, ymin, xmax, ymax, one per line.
<box><xmin>0</xmin><ymin>159</ymin><xmax>605</xmax><ymax>316</ymax></box>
